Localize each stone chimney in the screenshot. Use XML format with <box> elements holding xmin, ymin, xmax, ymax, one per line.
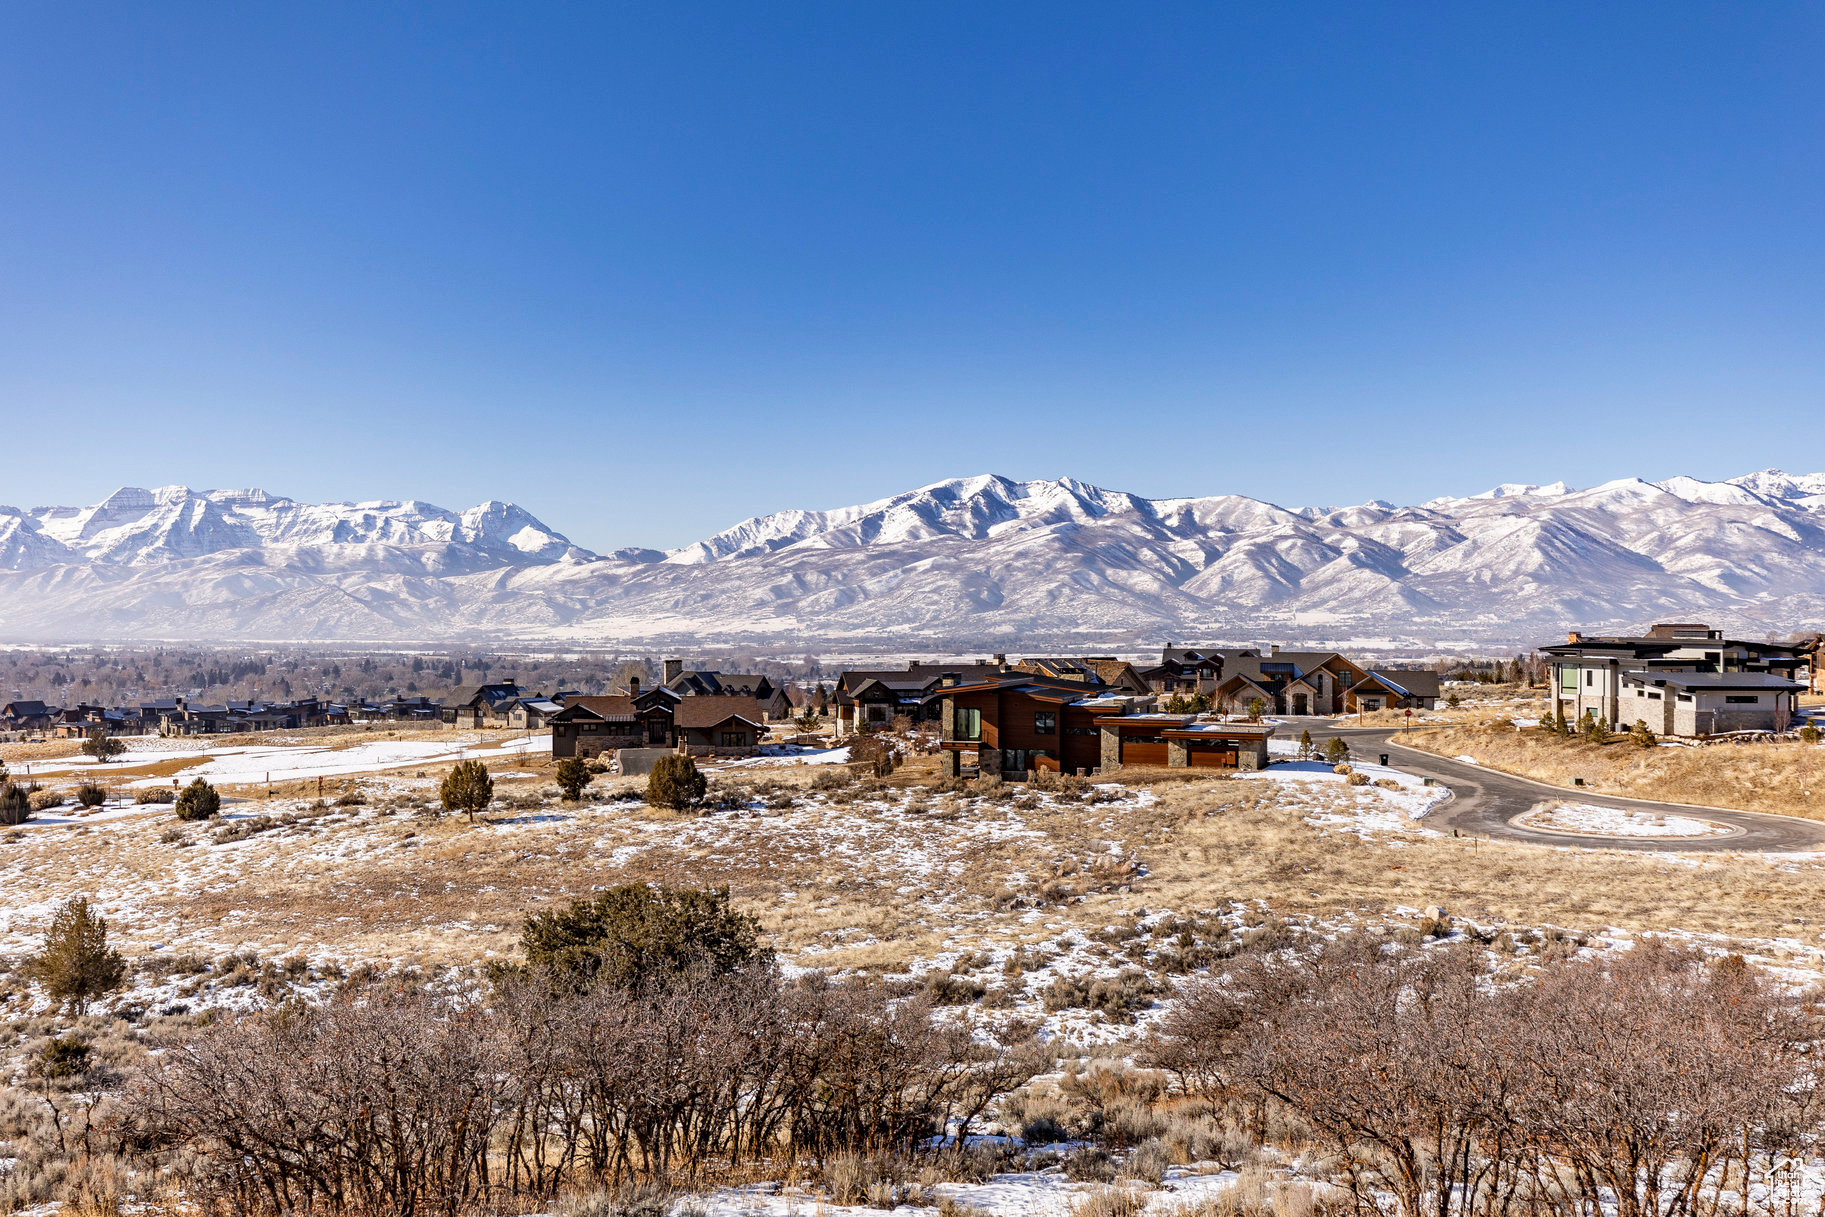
<box><xmin>1567</xmin><ymin>631</ymin><xmax>1582</xmax><ymax>644</ymax></box>
<box><xmin>663</xmin><ymin>658</ymin><xmax>683</xmax><ymax>683</ymax></box>
<box><xmin>629</xmin><ymin>676</ymin><xmax>640</xmax><ymax>697</ymax></box>
<box><xmin>1270</xmin><ymin>644</ymin><xmax>1281</xmax><ymax>655</ymax></box>
<box><xmin>993</xmin><ymin>653</ymin><xmax>1007</xmax><ymax>669</ymax></box>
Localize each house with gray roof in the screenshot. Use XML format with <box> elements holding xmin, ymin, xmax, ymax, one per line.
<box><xmin>1542</xmin><ymin>624</ymin><xmax>1804</xmax><ymax>736</ymax></box>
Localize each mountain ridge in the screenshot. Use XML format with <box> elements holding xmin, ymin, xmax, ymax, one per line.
<box><xmin>0</xmin><ymin>471</ymin><xmax>1820</xmax><ymax>646</ymax></box>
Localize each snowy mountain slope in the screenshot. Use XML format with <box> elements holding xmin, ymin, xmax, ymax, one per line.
<box><xmin>0</xmin><ymin>472</ymin><xmax>1821</xmax><ymax>645</ymax></box>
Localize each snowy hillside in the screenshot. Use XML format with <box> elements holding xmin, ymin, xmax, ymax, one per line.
<box><xmin>0</xmin><ymin>472</ymin><xmax>1821</xmax><ymax>645</ymax></box>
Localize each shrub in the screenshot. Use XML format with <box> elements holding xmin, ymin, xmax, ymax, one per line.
<box><xmin>29</xmin><ymin>788</ymin><xmax>64</xmax><ymax>812</ymax></box>
<box><xmin>1064</xmin><ymin>1146</ymin><xmax>1117</xmax><ymax>1182</ymax></box>
<box><xmin>1123</xmin><ymin>1138</ymin><xmax>1172</xmax><ymax>1184</ymax></box>
<box><xmin>1629</xmin><ymin>718</ymin><xmax>1657</xmax><ymax>748</ymax></box>
<box><xmin>1321</xmin><ymin>737</ymin><xmax>1350</xmax><ymax>764</ymax></box>
<box><xmin>81</xmin><ymin>729</ymin><xmax>127</xmax><ymax>763</ymax></box>
<box><xmin>0</xmin><ymin>783</ymin><xmax>30</xmax><ymax>826</ymax></box>
<box><xmin>1346</xmin><ymin>772</ymin><xmax>1370</xmax><ymax>786</ymax></box>
<box><xmin>175</xmin><ymin>778</ymin><xmax>221</xmax><ymax>821</ymax></box>
<box><xmin>555</xmin><ymin>755</ymin><xmax>594</xmax><ymax>801</ymax></box>
<box><xmin>647</xmin><ymin>754</ymin><xmax>707</xmax><ymax>810</ymax></box>
<box><xmin>135</xmin><ymin>787</ymin><xmax>177</xmax><ymax>804</ymax></box>
<box><xmin>22</xmin><ymin>895</ymin><xmax>126</xmax><ymax>1013</ymax></box>
<box><xmin>440</xmin><ymin>759</ymin><xmax>494</xmax><ymax>821</ymax></box>
<box><xmin>75</xmin><ymin>782</ymin><xmax>107</xmax><ymax>807</ymax></box>
<box><xmin>1802</xmin><ymin>724</ymin><xmax>1820</xmax><ymax>744</ymax></box>
<box><xmin>519</xmin><ymin>883</ymin><xmax>770</xmax><ymax>993</ymax></box>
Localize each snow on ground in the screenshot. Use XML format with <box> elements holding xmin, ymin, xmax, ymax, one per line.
<box><xmin>663</xmin><ymin>1165</ymin><xmax>1248</xmax><ymax>1217</ymax></box>
<box><xmin>107</xmin><ymin>732</ymin><xmax>550</xmax><ymax>788</ymax></box>
<box><xmin>1514</xmin><ymin>800</ymin><xmax>1737</xmax><ymax>839</ymax></box>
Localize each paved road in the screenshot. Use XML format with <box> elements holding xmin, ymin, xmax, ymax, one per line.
<box><xmin>1281</xmin><ymin>718</ymin><xmax>1825</xmax><ymax>853</ymax></box>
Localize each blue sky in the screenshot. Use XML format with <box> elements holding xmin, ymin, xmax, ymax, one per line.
<box><xmin>3</xmin><ymin>3</ymin><xmax>1821</xmax><ymax>551</ymax></box>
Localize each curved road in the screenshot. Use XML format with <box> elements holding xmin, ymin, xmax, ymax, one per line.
<box><xmin>1287</xmin><ymin>719</ymin><xmax>1825</xmax><ymax>853</ymax></box>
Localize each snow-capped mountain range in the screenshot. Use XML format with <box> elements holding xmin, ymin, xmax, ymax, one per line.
<box><xmin>1</xmin><ymin>472</ymin><xmax>1823</xmax><ymax>647</ymax></box>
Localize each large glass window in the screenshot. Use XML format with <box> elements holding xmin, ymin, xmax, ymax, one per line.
<box><xmin>1034</xmin><ymin>711</ymin><xmax>1056</xmax><ymax>733</ymax></box>
<box><xmin>954</xmin><ymin>707</ymin><xmax>981</xmax><ymax>740</ymax></box>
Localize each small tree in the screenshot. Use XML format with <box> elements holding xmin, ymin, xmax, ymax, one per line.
<box><xmin>174</xmin><ymin>778</ymin><xmax>221</xmax><ymax>821</ymax></box>
<box><xmin>1445</xmin><ymin>692</ymin><xmax>1461</xmax><ymax>709</ymax></box>
<box><xmin>0</xmin><ymin>783</ymin><xmax>31</xmax><ymax>827</ymax></box>
<box><xmin>74</xmin><ymin>783</ymin><xmax>107</xmax><ymax>808</ymax></box>
<box><xmin>555</xmin><ymin>755</ymin><xmax>593</xmax><ymax>802</ymax></box>
<box><xmin>647</xmin><ymin>754</ymin><xmax>707</xmax><ymax>810</ymax></box>
<box><xmin>441</xmin><ymin>759</ymin><xmax>494</xmax><ymax>821</ymax></box>
<box><xmin>1321</xmin><ymin>736</ymin><xmax>1351</xmax><ymax>765</ymax></box>
<box><xmin>81</xmin><ymin>729</ymin><xmax>126</xmax><ymax>763</ymax></box>
<box><xmin>22</xmin><ymin>896</ymin><xmax>125</xmax><ymax>1014</ymax></box>
<box><xmin>1297</xmin><ymin>729</ymin><xmax>1315</xmax><ymax>761</ymax></box>
<box><xmin>1163</xmin><ymin>693</ymin><xmax>1195</xmax><ymax>715</ymax></box>
<box><xmin>1629</xmin><ymin>718</ymin><xmax>1657</xmax><ymax>748</ymax></box>
<box><xmin>795</xmin><ymin>709</ymin><xmax>821</xmax><ymax>733</ymax></box>
<box><xmin>1247</xmin><ymin>697</ymin><xmax>1266</xmax><ymax>722</ymax></box>
<box><xmin>1582</xmin><ymin>710</ymin><xmax>1610</xmax><ymax>744</ymax></box>
<box><xmin>1802</xmin><ymin>724</ymin><xmax>1822</xmax><ymax>745</ymax></box>
<box><xmin>519</xmin><ymin>883</ymin><xmax>770</xmax><ymax>993</ymax></box>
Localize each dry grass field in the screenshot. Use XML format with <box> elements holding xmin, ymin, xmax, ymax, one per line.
<box><xmin>1404</xmin><ymin>724</ymin><xmax>1825</xmax><ymax>822</ymax></box>
<box><xmin>4</xmin><ymin>743</ymin><xmax>1825</xmax><ymax>1032</ymax></box>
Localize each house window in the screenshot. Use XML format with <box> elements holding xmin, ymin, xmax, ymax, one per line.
<box><xmin>1725</xmin><ymin>695</ymin><xmax>1759</xmax><ymax>705</ymax></box>
<box><xmin>1559</xmin><ymin>665</ymin><xmax>1577</xmax><ymax>690</ymax></box>
<box><xmin>954</xmin><ymin>707</ymin><xmax>981</xmax><ymax>740</ymax></box>
<box><xmin>1677</xmin><ymin>694</ymin><xmax>1693</xmax><ymax>703</ymax></box>
<box><xmin>866</xmin><ymin>704</ymin><xmax>889</xmax><ymax>723</ymax></box>
<box><xmin>1646</xmin><ymin>691</ymin><xmax>1661</xmax><ymax>700</ymax></box>
<box><xmin>1363</xmin><ymin>699</ymin><xmax>1382</xmax><ymax>711</ymax></box>
<box><xmin>1585</xmin><ymin>670</ymin><xmax>1594</xmax><ymax>687</ymax></box>
<box><xmin>1065</xmin><ymin>726</ymin><xmax>1098</xmax><ymax>737</ymax></box>
<box><xmin>720</xmin><ymin>730</ymin><xmax>748</xmax><ymax>746</ymax></box>
<box><xmin>1034</xmin><ymin>711</ymin><xmax>1056</xmax><ymax>733</ymax></box>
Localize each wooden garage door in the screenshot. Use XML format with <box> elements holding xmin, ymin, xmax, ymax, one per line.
<box><xmin>1121</xmin><ymin>740</ymin><xmax>1169</xmax><ymax>766</ymax></box>
<box><xmin>1187</xmin><ymin>743</ymin><xmax>1238</xmax><ymax>768</ymax></box>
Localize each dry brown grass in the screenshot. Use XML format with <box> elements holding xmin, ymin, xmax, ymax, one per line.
<box><xmin>1404</xmin><ymin>725</ymin><xmax>1825</xmax><ymax>822</ymax></box>
<box><xmin>1135</xmin><ymin>778</ymin><xmax>1825</xmax><ymax>944</ymax></box>
<box><xmin>3</xmin><ymin>748</ymin><xmax>1823</xmax><ymax>989</ymax></box>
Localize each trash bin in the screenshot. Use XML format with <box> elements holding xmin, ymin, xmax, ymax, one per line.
<box><xmin>1379</xmin><ymin>753</ymin><xmax>1389</xmax><ymax>766</ymax></box>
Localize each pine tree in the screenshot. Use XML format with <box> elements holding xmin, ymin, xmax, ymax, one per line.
<box><xmin>1297</xmin><ymin>729</ymin><xmax>1314</xmax><ymax>760</ymax></box>
<box><xmin>555</xmin><ymin>756</ymin><xmax>593</xmax><ymax>801</ymax></box>
<box><xmin>441</xmin><ymin>760</ymin><xmax>495</xmax><ymax>821</ymax></box>
<box><xmin>23</xmin><ymin>896</ymin><xmax>125</xmax><ymax>1014</ymax></box>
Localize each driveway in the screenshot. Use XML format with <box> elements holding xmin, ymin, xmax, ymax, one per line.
<box><xmin>1279</xmin><ymin>719</ymin><xmax>1825</xmax><ymax>853</ymax></box>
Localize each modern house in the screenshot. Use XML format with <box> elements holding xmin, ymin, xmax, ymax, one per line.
<box><xmin>549</xmin><ymin>695</ymin><xmax>676</xmax><ymax>759</ymax></box>
<box><xmin>927</xmin><ymin>674</ymin><xmax>1273</xmax><ymax>779</ymax></box>
<box><xmin>1540</xmin><ymin>624</ymin><xmax>1805</xmax><ymax>736</ymax></box>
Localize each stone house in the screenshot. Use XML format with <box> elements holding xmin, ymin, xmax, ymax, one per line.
<box><xmin>549</xmin><ymin>695</ymin><xmax>675</xmax><ymax>759</ymax></box>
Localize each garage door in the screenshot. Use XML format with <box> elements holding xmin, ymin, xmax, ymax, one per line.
<box><xmin>1187</xmin><ymin>744</ymin><xmax>1238</xmax><ymax>768</ymax></box>
<box><xmin>1121</xmin><ymin>740</ymin><xmax>1168</xmax><ymax>766</ymax></box>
